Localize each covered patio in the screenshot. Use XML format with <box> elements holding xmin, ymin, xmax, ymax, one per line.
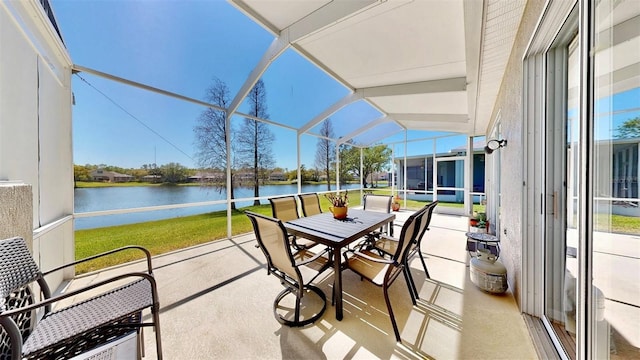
<box><xmin>4</xmin><ymin>0</ymin><xmax>639</xmax><ymax>358</ymax></box>
<box><xmin>66</xmin><ymin>211</ymin><xmax>537</xmax><ymax>359</ymax></box>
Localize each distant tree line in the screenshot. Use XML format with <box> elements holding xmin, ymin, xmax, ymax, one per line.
<box><xmin>73</xmin><ymin>163</ymin><xmax>192</xmax><ymax>184</ymax></box>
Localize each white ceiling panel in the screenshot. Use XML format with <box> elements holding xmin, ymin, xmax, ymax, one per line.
<box><xmin>298</xmin><ymin>0</ymin><xmax>466</xmax><ymax>88</ymax></box>
<box><xmin>237</xmin><ymin>0</ymin><xmax>330</xmax><ymax>33</ymax></box>
<box><xmin>370</xmin><ymin>92</ymin><xmax>468</xmax><ymax>114</ymax></box>
<box><xmin>230</xmin><ymin>0</ymin><xmax>527</xmax><ymax>139</ymax></box>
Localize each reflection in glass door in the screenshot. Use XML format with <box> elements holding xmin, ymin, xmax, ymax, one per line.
<box><xmin>591</xmin><ymin>2</ymin><xmax>640</xmax><ymax>358</ymax></box>
<box><xmin>544</xmin><ymin>3</ymin><xmax>640</xmax><ymax>359</ymax></box>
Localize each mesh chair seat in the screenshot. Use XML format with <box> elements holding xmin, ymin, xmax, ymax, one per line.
<box><xmin>372</xmin><ymin>234</ymin><xmax>399</xmax><ymax>254</ymax></box>
<box><xmin>345</xmin><ymin>250</ymin><xmax>391</xmax><ymax>285</ymax></box>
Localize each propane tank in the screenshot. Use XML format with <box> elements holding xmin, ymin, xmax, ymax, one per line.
<box><xmin>470</xmin><ymin>249</ymin><xmax>508</xmax><ymax>293</ymax></box>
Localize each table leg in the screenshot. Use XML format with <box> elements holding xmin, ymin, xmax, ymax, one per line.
<box><xmin>333</xmin><ymin>247</ymin><xmax>343</xmax><ymax>321</ymax></box>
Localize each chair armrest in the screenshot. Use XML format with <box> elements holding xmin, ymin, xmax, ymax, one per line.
<box><xmin>378</xmin><ymin>234</ymin><xmax>398</xmax><ymax>242</ymax></box>
<box><xmin>343</xmin><ymin>249</ymin><xmax>395</xmax><ymax>265</ymax></box>
<box><xmin>0</xmin><ymin>272</ymin><xmax>157</xmax><ymax>318</ymax></box>
<box><xmin>42</xmin><ymin>245</ymin><xmax>153</xmax><ymax>277</ymax></box>
<box><xmin>295</xmin><ymin>247</ymin><xmax>330</xmax><ymax>267</ymax></box>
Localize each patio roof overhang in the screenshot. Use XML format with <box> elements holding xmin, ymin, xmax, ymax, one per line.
<box><xmin>228</xmin><ymin>0</ymin><xmax>527</xmax><ymax>142</ymax></box>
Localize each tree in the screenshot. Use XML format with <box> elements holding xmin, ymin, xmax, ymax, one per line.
<box><xmin>236</xmin><ymin>79</ymin><xmax>275</xmax><ymax>205</ymax></box>
<box><xmin>340</xmin><ymin>143</ymin><xmax>392</xmax><ymax>188</ymax></box>
<box><xmin>160</xmin><ymin>162</ymin><xmax>188</xmax><ymax>184</ymax></box>
<box><xmin>73</xmin><ymin>164</ymin><xmax>92</xmax><ymax>187</ymax></box>
<box><xmin>193</xmin><ymin>77</ymin><xmax>238</xmax><ymax>209</ymax></box>
<box><xmin>616</xmin><ymin>116</ymin><xmax>640</xmax><ymax>139</ymax></box>
<box><xmin>314</xmin><ymin>119</ymin><xmax>335</xmax><ymax>190</ymax></box>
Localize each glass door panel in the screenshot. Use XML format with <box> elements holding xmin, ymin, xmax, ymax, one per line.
<box><xmin>543</xmin><ymin>36</ymin><xmax>580</xmax><ymax>360</ymax></box>
<box><xmin>592</xmin><ymin>2</ymin><xmax>640</xmax><ymax>358</ymax></box>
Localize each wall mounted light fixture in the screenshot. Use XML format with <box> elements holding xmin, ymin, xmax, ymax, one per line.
<box><xmin>484</xmin><ymin>139</ymin><xmax>507</xmax><ymax>154</ymax></box>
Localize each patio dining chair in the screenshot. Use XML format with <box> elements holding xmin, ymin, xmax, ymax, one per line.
<box><xmin>372</xmin><ymin>201</ymin><xmax>439</xmax><ymax>303</ymax></box>
<box><xmin>363</xmin><ymin>194</ymin><xmax>394</xmax><ymax>237</ymax></box>
<box><xmin>246</xmin><ymin>211</ymin><xmax>332</xmax><ymax>327</ymax></box>
<box><xmin>298</xmin><ymin>193</ymin><xmax>322</xmax><ymax>217</ymax></box>
<box><xmin>0</xmin><ymin>236</ymin><xmax>162</xmax><ymax>360</ymax></box>
<box><xmin>269</xmin><ymin>195</ymin><xmax>317</xmax><ymax>250</ymax></box>
<box><xmin>342</xmin><ymin>208</ymin><xmax>425</xmax><ymax>342</ymax></box>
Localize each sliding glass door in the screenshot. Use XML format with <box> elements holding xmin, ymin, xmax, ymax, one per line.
<box><xmin>542</xmin><ymin>2</ymin><xmax>640</xmax><ymax>359</ymax></box>
<box><xmin>590</xmin><ymin>1</ymin><xmax>640</xmax><ymax>358</ymax></box>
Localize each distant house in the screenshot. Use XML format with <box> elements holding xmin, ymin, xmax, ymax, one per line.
<box><xmin>188</xmin><ymin>171</ymin><xmax>224</xmax><ymax>183</ymax></box>
<box><xmin>366</xmin><ymin>172</ymin><xmax>387</xmax><ymax>183</ymax></box>
<box><xmin>141</xmin><ymin>175</ymin><xmax>162</xmax><ymax>183</ymax></box>
<box><xmin>269</xmin><ymin>171</ymin><xmax>286</xmax><ymax>181</ymax></box>
<box><xmin>236</xmin><ymin>172</ymin><xmax>254</xmax><ymax>181</ymax></box>
<box><xmin>90</xmin><ymin>169</ymin><xmax>134</xmax><ymax>182</ymax></box>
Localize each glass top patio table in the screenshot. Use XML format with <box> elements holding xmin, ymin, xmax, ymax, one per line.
<box><xmin>285</xmin><ymin>209</ymin><xmax>395</xmax><ymax>320</ymax></box>
<box><xmin>465</xmin><ymin>232</ymin><xmax>500</xmax><ymax>258</ymax></box>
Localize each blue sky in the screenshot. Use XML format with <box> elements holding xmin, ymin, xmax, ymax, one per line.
<box><xmin>53</xmin><ymin>0</ymin><xmax>468</xmax><ymax>171</ymax></box>
<box><xmin>51</xmin><ymin>1</ymin><xmax>639</xmax><ymax>171</ymax></box>
<box><xmin>52</xmin><ymin>0</ymin><xmax>407</xmax><ymax>170</ymax></box>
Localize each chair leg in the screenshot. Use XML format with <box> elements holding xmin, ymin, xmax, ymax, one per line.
<box><xmin>273</xmin><ymin>286</ymin><xmax>327</xmax><ymax>327</ymax></box>
<box><xmin>418</xmin><ymin>251</ymin><xmax>430</xmax><ymax>279</ymax></box>
<box><xmin>331</xmin><ymin>284</ymin><xmax>335</xmax><ymax>306</ymax></box>
<box><xmin>383</xmin><ymin>283</ymin><xmax>402</xmax><ymax>343</ymax></box>
<box><xmin>152</xmin><ymin>303</ymin><xmax>163</xmax><ymax>360</ymax></box>
<box><xmin>402</xmin><ymin>266</ymin><xmax>417</xmax><ymax>305</ymax></box>
<box><xmin>294</xmin><ymin>292</ymin><xmax>302</xmax><ymax>324</ymax></box>
<box><xmin>402</xmin><ymin>264</ymin><xmax>420</xmax><ymax>305</ymax></box>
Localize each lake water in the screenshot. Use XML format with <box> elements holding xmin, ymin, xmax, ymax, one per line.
<box><xmin>74</xmin><ymin>183</ymin><xmax>363</xmax><ymax>229</ymax></box>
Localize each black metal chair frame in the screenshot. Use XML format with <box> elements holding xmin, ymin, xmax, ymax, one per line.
<box><xmin>0</xmin><ymin>236</ymin><xmax>162</xmax><ymax>360</ymax></box>
<box><xmin>343</xmin><ymin>208</ymin><xmax>426</xmax><ymax>342</ymax></box>
<box><xmin>369</xmin><ymin>201</ymin><xmax>438</xmax><ymax>304</ymax></box>
<box><xmin>246</xmin><ymin>211</ymin><xmax>332</xmax><ymax>327</ymax></box>
<box><xmin>404</xmin><ymin>201</ymin><xmax>438</xmax><ymax>302</ymax></box>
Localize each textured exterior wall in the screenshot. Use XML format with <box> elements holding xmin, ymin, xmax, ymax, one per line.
<box><xmin>486</xmin><ymin>0</ymin><xmax>546</xmax><ymax>307</ymax></box>
<box><xmin>1</xmin><ymin>1</ymin><xmax>74</xmax><ymax>288</ymax></box>
<box><xmin>0</xmin><ymin>183</ymin><xmax>33</xmax><ymax>250</ymax></box>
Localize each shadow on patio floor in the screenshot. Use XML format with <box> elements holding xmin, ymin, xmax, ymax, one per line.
<box><xmin>66</xmin><ymin>212</ymin><xmax>537</xmax><ymax>359</ymax></box>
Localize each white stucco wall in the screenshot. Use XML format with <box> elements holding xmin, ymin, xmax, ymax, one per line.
<box><xmin>0</xmin><ymin>1</ymin><xmax>74</xmax><ymax>285</ymax></box>
<box><xmin>484</xmin><ymin>0</ymin><xmax>546</xmax><ymax>308</ymax></box>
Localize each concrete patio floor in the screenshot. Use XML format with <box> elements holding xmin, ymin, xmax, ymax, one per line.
<box><xmin>66</xmin><ymin>211</ymin><xmax>538</xmax><ymax>359</ymax></box>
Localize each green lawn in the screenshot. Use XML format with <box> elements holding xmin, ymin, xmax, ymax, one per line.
<box><xmin>75</xmin><ymin>194</ymin><xmax>363</xmax><ymax>274</ymax></box>
<box><xmin>75</xmin><ymin>192</ymin><xmax>638</xmax><ymax>274</ymax></box>
<box><xmin>75</xmin><ymin>204</ymin><xmax>272</xmax><ymax>273</ymax></box>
